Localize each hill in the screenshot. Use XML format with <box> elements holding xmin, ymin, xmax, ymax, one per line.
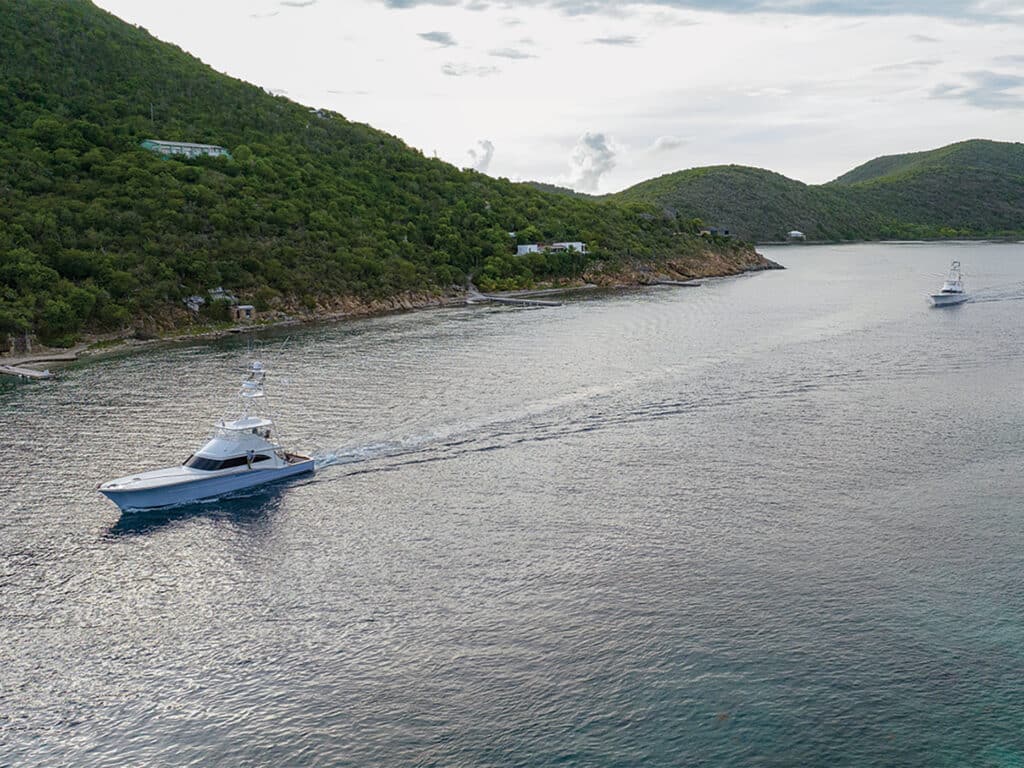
<box><xmin>524</xmin><ymin>181</ymin><xmax>594</xmax><ymax>198</ymax></box>
<box><xmin>0</xmin><ymin>1</ymin><xmax>767</xmax><ymax>348</ymax></box>
<box><xmin>831</xmin><ymin>139</ymin><xmax>1024</xmax><ymax>185</ymax></box>
<box><xmin>614</xmin><ymin>139</ymin><xmax>1024</xmax><ymax>242</ymax></box>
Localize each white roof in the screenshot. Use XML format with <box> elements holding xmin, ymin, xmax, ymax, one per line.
<box><xmin>145</xmin><ymin>139</ymin><xmax>227</xmax><ymax>150</ymax></box>
<box><xmin>218</xmin><ymin>416</ymin><xmax>273</xmax><ymax>431</ymax></box>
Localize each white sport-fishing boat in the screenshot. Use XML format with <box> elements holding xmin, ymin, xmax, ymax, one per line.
<box><xmin>929</xmin><ymin>260</ymin><xmax>968</xmax><ymax>306</ymax></box>
<box><xmin>99</xmin><ymin>360</ymin><xmax>314</xmax><ymax>511</ymax></box>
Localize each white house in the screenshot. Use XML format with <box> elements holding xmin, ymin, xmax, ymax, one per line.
<box><xmin>516</xmin><ymin>242</ymin><xmax>588</xmax><ymax>256</ymax></box>
<box><xmin>787</xmin><ymin>230</ymin><xmax>806</xmax><ymax>240</ymax></box>
<box><xmin>549</xmin><ymin>241</ymin><xmax>588</xmax><ymax>253</ymax></box>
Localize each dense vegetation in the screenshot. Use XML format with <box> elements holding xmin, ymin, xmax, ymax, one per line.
<box><xmin>0</xmin><ymin>0</ymin><xmax>756</xmax><ymax>348</ymax></box>
<box><xmin>614</xmin><ymin>140</ymin><xmax>1024</xmax><ymax>243</ymax></box>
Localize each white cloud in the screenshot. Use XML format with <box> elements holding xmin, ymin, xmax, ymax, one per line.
<box><xmin>651</xmin><ymin>135</ymin><xmax>690</xmax><ymax>151</ymax></box>
<box><xmin>441</xmin><ymin>62</ymin><xmax>499</xmax><ymax>76</ymax></box>
<box><xmin>569</xmin><ymin>132</ymin><xmax>617</xmax><ymax>192</ymax></box>
<box><xmin>467</xmin><ymin>139</ymin><xmax>495</xmax><ymax>171</ymax></box>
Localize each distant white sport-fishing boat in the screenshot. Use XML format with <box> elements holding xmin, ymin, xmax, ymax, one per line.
<box><xmin>929</xmin><ymin>260</ymin><xmax>968</xmax><ymax>307</ymax></box>
<box><xmin>98</xmin><ymin>360</ymin><xmax>314</xmax><ymax>511</ymax></box>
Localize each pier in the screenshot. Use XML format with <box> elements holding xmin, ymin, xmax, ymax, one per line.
<box><xmin>466</xmin><ymin>284</ymin><xmax>564</xmax><ymax>308</ymax></box>
<box><xmin>0</xmin><ymin>350</ymin><xmax>78</xmax><ymax>380</ymax></box>
<box><xmin>0</xmin><ymin>364</ymin><xmax>54</xmax><ymax>380</ymax></box>
<box><xmin>468</xmin><ymin>294</ymin><xmax>563</xmax><ymax>307</ymax></box>
<box><xmin>652</xmin><ymin>279</ymin><xmax>703</xmax><ymax>287</ymax></box>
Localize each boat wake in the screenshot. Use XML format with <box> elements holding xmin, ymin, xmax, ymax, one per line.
<box><xmin>966</xmin><ymin>281</ymin><xmax>1024</xmax><ymax>303</ymax></box>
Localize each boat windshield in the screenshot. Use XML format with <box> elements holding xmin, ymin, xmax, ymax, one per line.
<box><xmin>184</xmin><ymin>454</ymin><xmax>270</xmax><ymax>471</ymax></box>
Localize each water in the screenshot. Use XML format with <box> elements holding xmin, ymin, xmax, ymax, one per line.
<box><xmin>3</xmin><ymin>241</ymin><xmax>1024</xmax><ymax>766</ymax></box>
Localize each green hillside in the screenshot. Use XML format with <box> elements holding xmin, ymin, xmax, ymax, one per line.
<box><xmin>615</xmin><ymin>140</ymin><xmax>1024</xmax><ymax>242</ymax></box>
<box><xmin>832</xmin><ymin>139</ymin><xmax>1024</xmax><ymax>185</ymax></box>
<box><xmin>612</xmin><ymin>165</ymin><xmax>880</xmax><ymax>242</ymax></box>
<box><xmin>0</xmin><ymin>0</ymin><xmax>763</xmax><ymax>347</ymax></box>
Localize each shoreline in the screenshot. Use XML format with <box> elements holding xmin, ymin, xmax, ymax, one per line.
<box><xmin>1</xmin><ymin>254</ymin><xmax>782</xmax><ymax>377</ymax></box>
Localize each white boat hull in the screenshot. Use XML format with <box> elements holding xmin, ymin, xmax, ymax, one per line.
<box><xmin>100</xmin><ymin>458</ymin><xmax>314</xmax><ymax>511</ymax></box>
<box><xmin>929</xmin><ymin>292</ymin><xmax>968</xmax><ymax>306</ymax></box>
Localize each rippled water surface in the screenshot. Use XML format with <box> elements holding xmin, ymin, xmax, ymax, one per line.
<box><xmin>4</xmin><ymin>242</ymin><xmax>1024</xmax><ymax>766</ymax></box>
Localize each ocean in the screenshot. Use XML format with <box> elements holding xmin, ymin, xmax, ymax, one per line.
<box><xmin>3</xmin><ymin>241</ymin><xmax>1024</xmax><ymax>766</ymax></box>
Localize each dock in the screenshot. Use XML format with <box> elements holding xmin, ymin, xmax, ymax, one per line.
<box><xmin>0</xmin><ymin>350</ymin><xmax>78</xmax><ymax>380</ymax></box>
<box><xmin>468</xmin><ymin>294</ymin><xmax>563</xmax><ymax>307</ymax></box>
<box><xmin>466</xmin><ymin>284</ymin><xmax>563</xmax><ymax>308</ymax></box>
<box><xmin>0</xmin><ymin>364</ymin><xmax>54</xmax><ymax>380</ymax></box>
<box><xmin>653</xmin><ymin>279</ymin><xmax>703</xmax><ymax>287</ymax></box>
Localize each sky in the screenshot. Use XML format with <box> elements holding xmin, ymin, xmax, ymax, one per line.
<box><xmin>93</xmin><ymin>0</ymin><xmax>1024</xmax><ymax>193</ymax></box>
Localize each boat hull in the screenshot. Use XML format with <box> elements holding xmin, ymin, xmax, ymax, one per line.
<box><xmin>100</xmin><ymin>459</ymin><xmax>315</xmax><ymax>511</ymax></box>
<box><xmin>929</xmin><ymin>293</ymin><xmax>968</xmax><ymax>307</ymax></box>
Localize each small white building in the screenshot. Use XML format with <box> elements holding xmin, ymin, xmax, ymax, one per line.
<box><xmin>787</xmin><ymin>230</ymin><xmax>806</xmax><ymax>240</ymax></box>
<box><xmin>549</xmin><ymin>241</ymin><xmax>588</xmax><ymax>253</ymax></box>
<box><xmin>516</xmin><ymin>242</ymin><xmax>588</xmax><ymax>256</ymax></box>
<box><xmin>233</xmin><ymin>305</ymin><xmax>255</xmax><ymax>322</ymax></box>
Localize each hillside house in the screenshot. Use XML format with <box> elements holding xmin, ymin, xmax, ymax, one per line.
<box><xmin>233</xmin><ymin>305</ymin><xmax>255</xmax><ymax>322</ymax></box>
<box><xmin>208</xmin><ymin>286</ymin><xmax>237</xmax><ymax>303</ymax></box>
<box><xmin>549</xmin><ymin>241</ymin><xmax>588</xmax><ymax>253</ymax></box>
<box><xmin>141</xmin><ymin>139</ymin><xmax>232</xmax><ymax>159</ymax></box>
<box><xmin>516</xmin><ymin>241</ymin><xmax>588</xmax><ymax>256</ymax></box>
<box><xmin>184</xmin><ymin>295</ymin><xmax>205</xmax><ymax>313</ymax></box>
<box><xmin>788</xmin><ymin>230</ymin><xmax>806</xmax><ymax>240</ymax></box>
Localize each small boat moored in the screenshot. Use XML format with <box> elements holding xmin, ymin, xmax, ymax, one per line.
<box><xmin>929</xmin><ymin>260</ymin><xmax>968</xmax><ymax>306</ymax></box>
<box><xmin>99</xmin><ymin>360</ymin><xmax>314</xmax><ymax>511</ymax></box>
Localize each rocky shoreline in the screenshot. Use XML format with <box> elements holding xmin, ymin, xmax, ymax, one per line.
<box><xmin>1</xmin><ymin>247</ymin><xmax>781</xmax><ymax>378</ymax></box>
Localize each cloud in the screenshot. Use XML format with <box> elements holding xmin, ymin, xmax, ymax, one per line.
<box><xmin>873</xmin><ymin>58</ymin><xmax>942</xmax><ymax>72</ymax></box>
<box><xmin>569</xmin><ymin>132</ymin><xmax>616</xmax><ymax>192</ymax></box>
<box><xmin>441</xmin><ymin>62</ymin><xmax>500</xmax><ymax>76</ymax></box>
<box><xmin>930</xmin><ymin>70</ymin><xmax>1024</xmax><ymax>109</ymax></box>
<box><xmin>650</xmin><ymin>135</ymin><xmax>689</xmax><ymax>151</ymax></box>
<box><xmin>419</xmin><ymin>30</ymin><xmax>457</xmax><ymax>47</ymax></box>
<box><xmin>280</xmin><ymin>0</ymin><xmax>316</xmax><ymax>6</ymax></box>
<box><xmin>909</xmin><ymin>33</ymin><xmax>939</xmax><ymax>42</ymax></box>
<box><xmin>590</xmin><ymin>35</ymin><xmax>639</xmax><ymax>46</ymax></box>
<box><xmin>467</xmin><ymin>139</ymin><xmax>495</xmax><ymax>172</ymax></box>
<box><xmin>489</xmin><ymin>48</ymin><xmax>535</xmax><ymax>59</ymax></box>
<box><xmin>250</xmin><ymin>10</ymin><xmax>280</xmax><ymax>17</ymax></box>
<box><xmin>370</xmin><ymin>0</ymin><xmax>1022</xmax><ymax>21</ymax></box>
<box><xmin>384</xmin><ymin>0</ymin><xmax>458</xmax><ymax>6</ymax></box>
<box><xmin>994</xmin><ymin>54</ymin><xmax>1024</xmax><ymax>65</ymax></box>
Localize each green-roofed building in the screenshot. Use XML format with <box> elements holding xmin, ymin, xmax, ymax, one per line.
<box><xmin>141</xmin><ymin>139</ymin><xmax>231</xmax><ymax>159</ymax></box>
